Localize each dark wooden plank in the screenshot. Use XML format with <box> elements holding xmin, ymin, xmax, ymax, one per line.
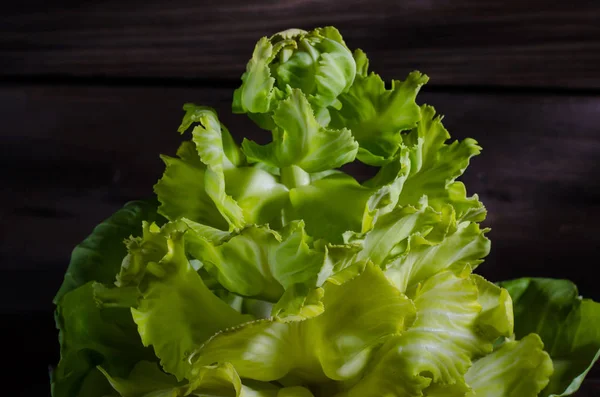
<box><xmin>8</xmin><ymin>311</ymin><xmax>58</xmax><ymax>395</ymax></box>
<box><xmin>2</xmin><ymin>0</ymin><xmax>600</xmax><ymax>89</ymax></box>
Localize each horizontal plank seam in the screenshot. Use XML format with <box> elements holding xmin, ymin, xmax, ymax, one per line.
<box><xmin>2</xmin><ymin>74</ymin><xmax>600</xmax><ymax>97</ymax></box>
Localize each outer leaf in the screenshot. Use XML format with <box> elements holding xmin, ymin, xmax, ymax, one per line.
<box><xmin>463</xmin><ymin>333</ymin><xmax>553</xmax><ymax>397</ymax></box>
<box><xmin>242</xmin><ymin>89</ymin><xmax>358</xmax><ymax>173</ymax></box>
<box><xmin>52</xmin><ymin>283</ymin><xmax>155</xmax><ymax>397</ymax></box>
<box><xmin>100</xmin><ymin>361</ymin><xmax>286</xmax><ymax>397</ymax></box>
<box><xmin>356</xmin><ymin>201</ymin><xmax>443</xmax><ymax>269</ymax></box>
<box><xmin>189</xmin><ymin>263</ymin><xmax>416</xmax><ymax>384</ymax></box>
<box><xmin>232</xmin><ymin>35</ymin><xmax>283</xmax><ymax>116</ymax></box>
<box><xmin>472</xmin><ymin>274</ymin><xmax>514</xmax><ymax>340</ymax></box>
<box><xmin>500</xmin><ymin>278</ymin><xmax>600</xmax><ymax>397</ymax></box>
<box><xmin>154</xmin><ymin>141</ymin><xmax>229</xmax><ymax>230</ymax></box>
<box><xmin>183</xmin><ymin>218</ymin><xmax>359</xmax><ymax>319</ymax></box>
<box><xmin>397</xmin><ymin>105</ymin><xmax>485</xmax><ymax>222</ymax></box>
<box><xmin>352</xmin><ymin>49</ymin><xmax>369</xmax><ymax>78</ymax></box>
<box><xmin>128</xmin><ymin>227</ymin><xmax>251</xmax><ymax>380</ymax></box>
<box><xmin>52</xmin><ymin>201</ymin><xmax>161</xmax><ymax>397</ymax></box>
<box><xmin>404</xmin><ymin>269</ymin><xmax>492</xmax><ymax>381</ymax></box>
<box><xmin>422</xmin><ymin>383</ymin><xmax>469</xmax><ymax>397</ymax></box>
<box><xmin>329</xmin><ymin>70</ymin><xmax>429</xmax><ymax>165</ymax></box>
<box><xmin>271</xmin><ymin>284</ymin><xmax>325</xmax><ymax>321</ymax></box>
<box><xmin>115</xmin><ymin>221</ymin><xmax>167</xmax><ymax>288</ymax></box>
<box><xmin>222</xmin><ymin>166</ymin><xmax>289</xmax><ymax>228</ymax></box>
<box><xmin>179</xmin><ymin>104</ymin><xmax>244</xmax><ymax>168</ymax></box>
<box><xmin>340</xmin><ymin>268</ymin><xmax>491</xmax><ymax>397</ymax></box>
<box><xmin>269</xmin><ymin>221</ymin><xmax>325</xmax><ymax>289</ymax></box>
<box><xmin>98</xmin><ymin>361</ymin><xmax>180</xmax><ymax>397</ymax></box>
<box><xmin>187</xmin><ymin>363</ymin><xmax>264</xmax><ymax>397</ymax></box>
<box><xmin>361</xmin><ymin>145</ymin><xmax>412</xmax><ymax>227</ymax></box>
<box><xmin>156</xmin><ymin>112</ymin><xmax>290</xmax><ymax>230</ymax></box>
<box><xmin>184</xmin><ymin>223</ymin><xmax>284</xmax><ymax>302</ymax></box>
<box><xmin>75</xmin><ymin>369</ymin><xmax>119</xmax><ymax>397</ymax></box>
<box><xmin>184</xmin><ymin>105</ymin><xmax>246</xmax><ymax>230</ymax></box>
<box><xmin>54</xmin><ymin>200</ymin><xmax>161</xmax><ymax>303</ymax></box>
<box><xmin>179</xmin><ymin>217</ymin><xmax>230</xmax><ymax>243</ymax></box>
<box><xmin>286</xmin><ymin>167</ymin><xmax>444</xmax><ymax>247</ymax></box>
<box><xmin>384</xmin><ymin>217</ymin><xmax>490</xmax><ymax>294</ymax></box>
<box><xmin>288</xmin><ymin>173</ymin><xmax>373</xmax><ymax>242</ymax></box>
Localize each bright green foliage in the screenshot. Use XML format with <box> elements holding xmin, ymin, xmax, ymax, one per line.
<box><xmin>52</xmin><ymin>26</ymin><xmax>600</xmax><ymax>397</ymax></box>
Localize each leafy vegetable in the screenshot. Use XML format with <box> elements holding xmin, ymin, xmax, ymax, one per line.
<box><xmin>52</xmin><ymin>26</ymin><xmax>599</xmax><ymax>397</ymax></box>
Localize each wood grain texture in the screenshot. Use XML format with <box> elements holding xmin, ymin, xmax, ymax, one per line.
<box><xmin>2</xmin><ymin>84</ymin><xmax>599</xmax><ymax>312</ymax></box>
<box><xmin>2</xmin><ymin>0</ymin><xmax>600</xmax><ymax>89</ymax></box>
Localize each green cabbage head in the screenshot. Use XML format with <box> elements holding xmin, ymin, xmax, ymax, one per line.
<box><xmin>51</xmin><ymin>26</ymin><xmax>600</xmax><ymax>397</ymax></box>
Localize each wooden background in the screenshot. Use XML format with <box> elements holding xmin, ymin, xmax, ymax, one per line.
<box><xmin>2</xmin><ymin>1</ymin><xmax>599</xmax><ymax>395</ymax></box>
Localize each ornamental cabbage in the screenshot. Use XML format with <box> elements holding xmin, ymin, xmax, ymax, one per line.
<box><xmin>51</xmin><ymin>26</ymin><xmax>600</xmax><ymax>397</ymax></box>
